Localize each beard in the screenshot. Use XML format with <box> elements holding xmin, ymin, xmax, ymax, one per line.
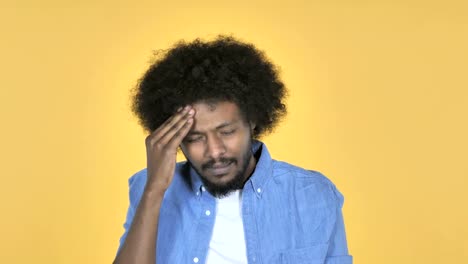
<box><xmin>192</xmin><ymin>139</ymin><xmax>253</xmax><ymax>198</ymax></box>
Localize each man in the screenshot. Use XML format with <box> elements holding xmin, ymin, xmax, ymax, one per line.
<box><xmin>114</xmin><ymin>36</ymin><xmax>352</xmax><ymax>264</ymax></box>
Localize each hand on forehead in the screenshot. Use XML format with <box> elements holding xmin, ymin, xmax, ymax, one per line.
<box><xmin>188</xmin><ymin>101</ymin><xmax>242</xmax><ymax>132</ymax></box>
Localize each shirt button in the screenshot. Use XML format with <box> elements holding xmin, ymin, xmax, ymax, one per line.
<box><xmin>201</xmin><ymin>186</ymin><xmax>206</xmax><ymax>192</ymax></box>
<box><xmin>193</xmin><ymin>257</ymin><xmax>199</xmax><ymax>263</ymax></box>
<box><xmin>257</xmin><ymin>187</ymin><xmax>262</xmax><ymax>193</ymax></box>
<box><xmin>196</xmin><ymin>191</ymin><xmax>200</xmax><ymax>196</ymax></box>
<box><xmin>205</xmin><ymin>210</ymin><xmax>211</xmax><ymax>216</ymax></box>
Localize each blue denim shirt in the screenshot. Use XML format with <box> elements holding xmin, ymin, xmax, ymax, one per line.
<box><xmin>117</xmin><ymin>141</ymin><xmax>352</xmax><ymax>264</ymax></box>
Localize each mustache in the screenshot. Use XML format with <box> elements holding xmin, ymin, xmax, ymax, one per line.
<box><xmin>202</xmin><ymin>157</ymin><xmax>237</xmax><ymax>170</ymax></box>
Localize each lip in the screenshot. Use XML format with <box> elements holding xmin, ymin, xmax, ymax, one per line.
<box><xmin>206</xmin><ymin>162</ymin><xmax>233</xmax><ymax>176</ymax></box>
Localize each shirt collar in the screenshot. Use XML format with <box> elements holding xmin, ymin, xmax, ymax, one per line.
<box><xmin>188</xmin><ymin>140</ymin><xmax>273</xmax><ymax>198</ymax></box>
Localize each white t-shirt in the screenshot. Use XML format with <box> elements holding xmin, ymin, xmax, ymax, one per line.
<box><xmin>205</xmin><ymin>190</ymin><xmax>248</xmax><ymax>264</ymax></box>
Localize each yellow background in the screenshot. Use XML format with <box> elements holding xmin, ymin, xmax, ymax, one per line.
<box><xmin>1</xmin><ymin>0</ymin><xmax>467</xmax><ymax>263</ymax></box>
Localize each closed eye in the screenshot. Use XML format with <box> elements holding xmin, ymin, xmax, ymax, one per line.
<box><xmin>184</xmin><ymin>136</ymin><xmax>203</xmax><ymax>143</ymax></box>
<box><xmin>220</xmin><ymin>129</ymin><xmax>236</xmax><ymax>135</ymax></box>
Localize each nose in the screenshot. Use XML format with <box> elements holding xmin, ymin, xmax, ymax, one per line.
<box><xmin>205</xmin><ymin>134</ymin><xmax>226</xmax><ymax>160</ymax></box>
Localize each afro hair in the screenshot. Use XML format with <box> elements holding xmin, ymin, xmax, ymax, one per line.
<box><xmin>131</xmin><ymin>35</ymin><xmax>287</xmax><ymax>139</ymax></box>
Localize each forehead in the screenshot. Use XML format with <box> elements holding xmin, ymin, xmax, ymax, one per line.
<box><xmin>190</xmin><ymin>101</ymin><xmax>243</xmax><ymax>131</ymax></box>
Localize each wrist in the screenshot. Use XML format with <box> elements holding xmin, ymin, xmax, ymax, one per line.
<box><xmin>143</xmin><ymin>184</ymin><xmax>166</xmax><ymax>198</ymax></box>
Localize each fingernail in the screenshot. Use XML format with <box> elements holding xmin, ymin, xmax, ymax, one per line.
<box><xmin>188</xmin><ymin>109</ymin><xmax>195</xmax><ymax>115</ymax></box>
<box><xmin>177</xmin><ymin>107</ymin><xmax>183</xmax><ymax>112</ymax></box>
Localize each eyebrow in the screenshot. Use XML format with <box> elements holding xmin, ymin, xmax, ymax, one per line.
<box><xmin>187</xmin><ymin>121</ymin><xmax>235</xmax><ymax>135</ymax></box>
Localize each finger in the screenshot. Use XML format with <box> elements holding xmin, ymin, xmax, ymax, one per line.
<box><xmin>151</xmin><ymin>106</ymin><xmax>186</xmax><ymax>135</ymax></box>
<box><xmin>148</xmin><ymin>106</ymin><xmax>191</xmax><ymax>143</ymax></box>
<box><xmin>159</xmin><ymin>108</ymin><xmax>195</xmax><ymax>145</ymax></box>
<box><xmin>167</xmin><ymin>116</ymin><xmax>194</xmax><ymax>148</ymax></box>
<box><xmin>153</xmin><ymin>106</ymin><xmax>183</xmax><ymax>133</ymax></box>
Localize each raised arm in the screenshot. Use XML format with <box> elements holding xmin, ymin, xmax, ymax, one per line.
<box><xmin>114</xmin><ymin>106</ymin><xmax>195</xmax><ymax>264</ymax></box>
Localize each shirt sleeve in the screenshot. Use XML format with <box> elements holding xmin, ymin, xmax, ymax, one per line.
<box><xmin>325</xmin><ymin>184</ymin><xmax>353</xmax><ymax>264</ymax></box>
<box><xmin>115</xmin><ymin>170</ymin><xmax>147</xmax><ymax>256</ymax></box>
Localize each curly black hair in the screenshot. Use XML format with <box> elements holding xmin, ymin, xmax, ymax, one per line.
<box><xmin>131</xmin><ymin>35</ymin><xmax>287</xmax><ymax>139</ymax></box>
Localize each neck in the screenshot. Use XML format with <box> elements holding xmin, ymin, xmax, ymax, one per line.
<box><xmin>243</xmin><ymin>152</ymin><xmax>257</xmax><ymax>182</ymax></box>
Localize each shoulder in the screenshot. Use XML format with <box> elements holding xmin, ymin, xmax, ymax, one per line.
<box><xmin>271</xmin><ymin>160</ymin><xmax>333</xmax><ymax>186</ymax></box>
<box><xmin>270</xmin><ymin>160</ymin><xmax>345</xmax><ymax>208</ymax></box>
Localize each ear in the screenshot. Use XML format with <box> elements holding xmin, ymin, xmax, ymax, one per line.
<box><xmin>249</xmin><ymin>122</ymin><xmax>256</xmax><ymax>132</ymax></box>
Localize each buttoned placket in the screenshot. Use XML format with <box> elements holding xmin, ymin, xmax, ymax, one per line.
<box><xmin>190</xmin><ymin>185</ymin><xmax>216</xmax><ymax>264</ymax></box>
<box><xmin>242</xmin><ymin>180</ymin><xmax>264</xmax><ymax>264</ymax></box>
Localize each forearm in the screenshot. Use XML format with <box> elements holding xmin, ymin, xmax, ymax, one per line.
<box><xmin>113</xmin><ymin>188</ymin><xmax>164</xmax><ymax>264</ymax></box>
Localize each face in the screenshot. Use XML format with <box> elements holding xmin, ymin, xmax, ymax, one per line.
<box><xmin>180</xmin><ymin>101</ymin><xmax>256</xmax><ymax>198</ymax></box>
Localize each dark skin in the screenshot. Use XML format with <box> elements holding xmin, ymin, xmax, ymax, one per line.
<box><xmin>113</xmin><ymin>101</ymin><xmax>257</xmax><ymax>264</ymax></box>
<box><xmin>180</xmin><ymin>101</ymin><xmax>256</xmax><ymax>197</ymax></box>
<box><xmin>113</xmin><ymin>105</ymin><xmax>195</xmax><ymax>264</ymax></box>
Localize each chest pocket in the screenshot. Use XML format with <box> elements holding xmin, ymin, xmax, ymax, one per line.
<box><xmin>279</xmin><ymin>243</ymin><xmax>329</xmax><ymax>264</ymax></box>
